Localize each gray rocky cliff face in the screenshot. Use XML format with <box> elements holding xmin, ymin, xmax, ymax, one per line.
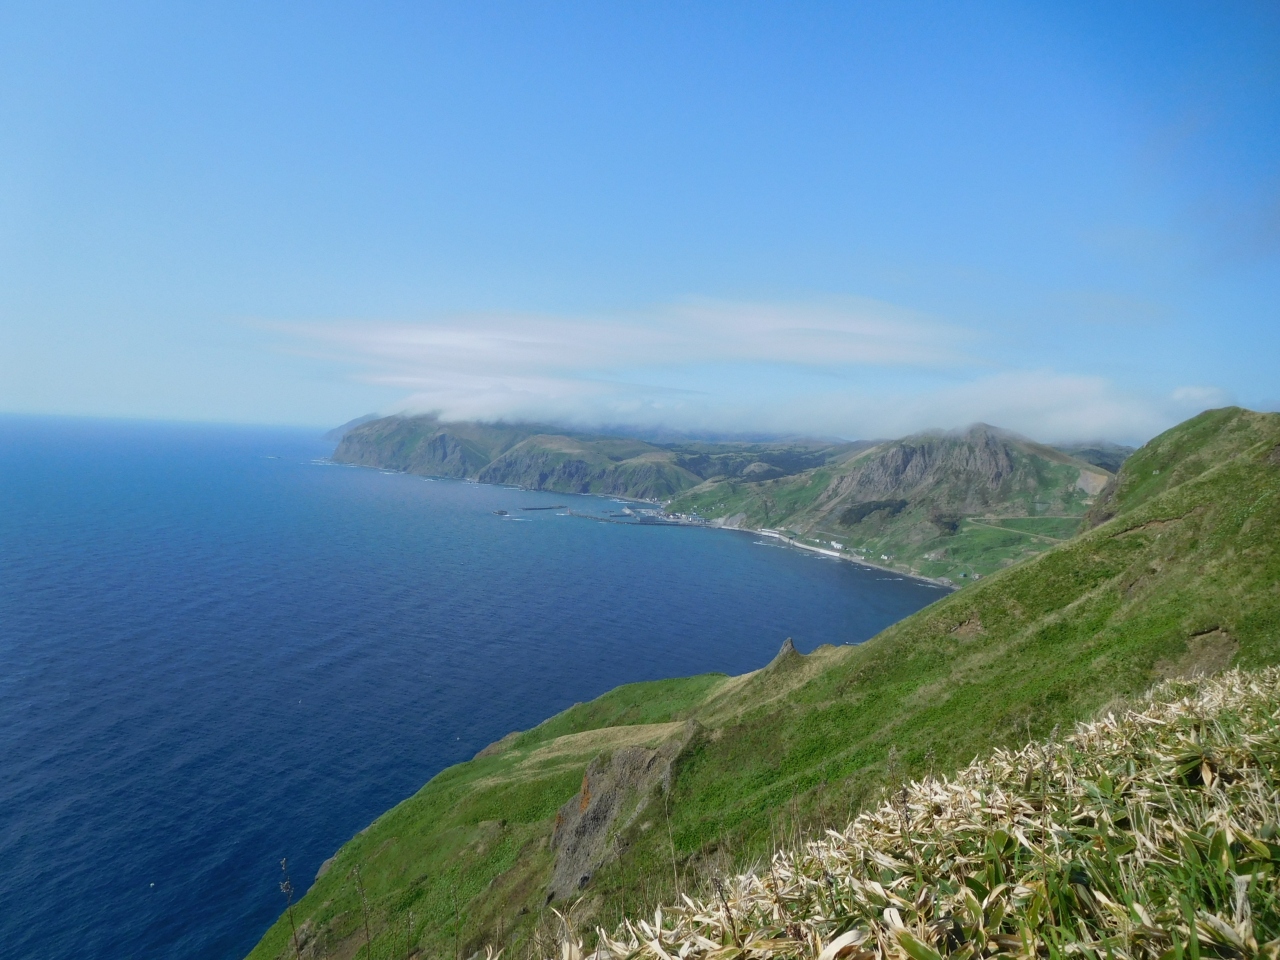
<box><xmin>402</xmin><ymin>431</ymin><xmax>483</xmax><ymax>477</ymax></box>
<box><xmin>838</xmin><ymin>431</ymin><xmax>1012</xmax><ymax>501</ymax></box>
<box><xmin>478</xmin><ymin>452</ymin><xmax>604</xmax><ymax>493</ymax></box>
<box><xmin>768</xmin><ymin>636</ymin><xmax>798</xmax><ymax>666</ymax></box>
<box><xmin>333</xmin><ymin>424</ymin><xmax>485</xmax><ymax>478</ymax></box>
<box><xmin>547</xmin><ymin>722</ymin><xmax>699</xmax><ymax>901</ymax></box>
<box><xmin>819</xmin><ymin>426</ymin><xmax>1073</xmax><ymax>517</ymax></box>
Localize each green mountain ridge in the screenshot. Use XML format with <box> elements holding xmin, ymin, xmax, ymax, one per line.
<box><xmin>248</xmin><ymin>407</ymin><xmax>1280</xmax><ymax>960</ymax></box>
<box><xmin>331</xmin><ymin>415</ymin><xmax>864</xmax><ymax>502</ymax></box>
<box><xmin>670</xmin><ymin>423</ymin><xmax>1114</xmax><ymax>582</ymax></box>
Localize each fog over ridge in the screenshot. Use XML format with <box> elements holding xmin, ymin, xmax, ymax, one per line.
<box><xmin>282</xmin><ymin>299</ymin><xmax>1229</xmax><ymax>446</ymax></box>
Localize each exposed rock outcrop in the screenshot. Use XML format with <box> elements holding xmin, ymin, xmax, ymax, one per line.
<box><xmin>767</xmin><ymin>636</ymin><xmax>799</xmax><ymax>668</ymax></box>
<box><xmin>333</xmin><ymin>421</ymin><xmax>493</xmax><ymax>477</ymax></box>
<box><xmin>547</xmin><ymin>721</ymin><xmax>700</xmax><ymax>901</ymax></box>
<box><xmin>826</xmin><ymin>425</ymin><xmax>1028</xmax><ymax>514</ymax></box>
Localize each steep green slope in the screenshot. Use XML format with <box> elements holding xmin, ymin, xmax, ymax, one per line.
<box><xmin>333</xmin><ymin>416</ymin><xmax>542</xmax><ymax>478</ymax></box>
<box><xmin>250</xmin><ymin>408</ymin><xmax>1280</xmax><ymax>960</ymax></box>
<box><xmin>1085</xmin><ymin>404</ymin><xmax>1271</xmax><ymax>526</ymax></box>
<box><xmin>333</xmin><ymin>415</ymin><xmax>700</xmax><ymax>497</ymax></box>
<box><xmin>670</xmin><ymin>424</ymin><xmax>1112</xmax><ymax>582</ymax></box>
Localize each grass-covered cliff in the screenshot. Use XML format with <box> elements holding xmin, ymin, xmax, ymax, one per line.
<box><xmin>251</xmin><ymin>407</ymin><xmax>1280</xmax><ymax>959</ymax></box>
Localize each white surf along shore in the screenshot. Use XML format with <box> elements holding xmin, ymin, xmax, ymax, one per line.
<box><xmin>748</xmin><ymin>528</ymin><xmax>954</xmax><ymax>589</ymax></box>
<box><xmin>329</xmin><ymin>459</ymin><xmax>953</xmax><ymax>588</ymax></box>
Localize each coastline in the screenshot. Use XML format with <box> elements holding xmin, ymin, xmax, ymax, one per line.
<box><xmin>330</xmin><ymin>459</ymin><xmax>954</xmax><ymax>589</ymax></box>
<box><xmin>325</xmin><ymin>458</ymin><xmax>666</xmax><ymax>506</ymax></box>
<box><xmin>747</xmin><ymin>528</ymin><xmax>955</xmax><ymax>589</ymax></box>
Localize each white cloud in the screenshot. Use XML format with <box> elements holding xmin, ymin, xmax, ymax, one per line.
<box><xmin>273</xmin><ymin>299</ymin><xmax>1225</xmax><ymax>443</ymax></box>
<box><xmin>279</xmin><ymin>297</ymin><xmax>966</xmax><ymax>379</ymax></box>
<box><xmin>763</xmin><ymin>372</ymin><xmax>1192</xmax><ymax>443</ymax></box>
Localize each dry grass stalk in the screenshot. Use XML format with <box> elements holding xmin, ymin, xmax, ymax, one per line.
<box><xmin>279</xmin><ymin>858</ymin><xmax>303</xmax><ymax>960</ymax></box>
<box><xmin>540</xmin><ymin>668</ymin><xmax>1280</xmax><ymax>960</ymax></box>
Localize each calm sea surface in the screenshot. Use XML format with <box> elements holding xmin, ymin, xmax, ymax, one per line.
<box><xmin>0</xmin><ymin>416</ymin><xmax>943</xmax><ymax>959</ymax></box>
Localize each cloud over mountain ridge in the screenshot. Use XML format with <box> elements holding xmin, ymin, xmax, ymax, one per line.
<box><xmin>283</xmin><ymin>298</ymin><xmax>1226</xmax><ymax>444</ymax></box>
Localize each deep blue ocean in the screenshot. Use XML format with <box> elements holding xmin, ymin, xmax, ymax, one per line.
<box><xmin>0</xmin><ymin>416</ymin><xmax>943</xmax><ymax>959</ymax></box>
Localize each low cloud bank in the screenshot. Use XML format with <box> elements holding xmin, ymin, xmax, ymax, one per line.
<box><xmin>277</xmin><ymin>299</ymin><xmax>1228</xmax><ymax>444</ymax></box>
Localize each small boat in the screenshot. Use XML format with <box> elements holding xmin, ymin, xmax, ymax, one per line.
<box><xmin>493</xmin><ymin>510</ymin><xmax>508</xmax><ymax>516</ymax></box>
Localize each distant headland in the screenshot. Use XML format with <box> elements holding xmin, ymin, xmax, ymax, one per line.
<box><xmin>329</xmin><ymin>413</ymin><xmax>1131</xmax><ymax>584</ymax></box>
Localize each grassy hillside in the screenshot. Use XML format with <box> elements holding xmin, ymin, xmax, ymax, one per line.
<box><xmin>475</xmin><ymin>434</ymin><xmax>702</xmax><ymax>500</ymax></box>
<box><xmin>669</xmin><ymin>425</ymin><xmax>1112</xmax><ymax>582</ymax></box>
<box><xmin>1085</xmin><ymin>404</ymin><xmax>1275</xmax><ymax>527</ymax></box>
<box><xmin>251</xmin><ymin>408</ymin><xmax>1280</xmax><ymax>960</ymax></box>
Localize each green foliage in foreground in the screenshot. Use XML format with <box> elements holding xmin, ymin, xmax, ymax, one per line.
<box><xmin>248</xmin><ymin>408</ymin><xmax>1280</xmax><ymax>960</ymax></box>
<box><xmin>582</xmin><ymin>667</ymin><xmax>1280</xmax><ymax>960</ymax></box>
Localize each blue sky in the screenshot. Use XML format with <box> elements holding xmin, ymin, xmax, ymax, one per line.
<box><xmin>1</xmin><ymin>2</ymin><xmax>1277</xmax><ymax>442</ymax></box>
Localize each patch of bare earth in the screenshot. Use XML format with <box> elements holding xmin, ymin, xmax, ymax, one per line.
<box><xmin>1156</xmin><ymin>627</ymin><xmax>1239</xmax><ymax>679</ymax></box>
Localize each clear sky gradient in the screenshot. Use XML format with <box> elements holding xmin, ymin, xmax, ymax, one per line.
<box><xmin>1</xmin><ymin>2</ymin><xmax>1277</xmax><ymax>442</ymax></box>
